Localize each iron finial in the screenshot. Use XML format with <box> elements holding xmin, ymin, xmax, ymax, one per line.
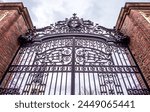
<box><xmin>73</xmin><ymin>13</ymin><xmax>77</xmax><ymax>17</ymax></box>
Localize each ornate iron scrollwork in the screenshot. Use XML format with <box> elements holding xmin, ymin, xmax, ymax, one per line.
<box><xmin>19</xmin><ymin>14</ymin><xmax>129</xmax><ymax>46</ymax></box>
<box><xmin>1</xmin><ymin>14</ymin><xmax>149</xmax><ymax>95</ymax></box>
<box><xmin>75</xmin><ymin>48</ymin><xmax>112</xmax><ymax>65</ymax></box>
<box><xmin>34</xmin><ymin>47</ymin><xmax>72</xmax><ymax>65</ymax></box>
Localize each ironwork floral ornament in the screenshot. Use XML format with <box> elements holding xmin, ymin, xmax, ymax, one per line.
<box><xmin>18</xmin><ymin>14</ymin><xmax>129</xmax><ymax>46</ymax></box>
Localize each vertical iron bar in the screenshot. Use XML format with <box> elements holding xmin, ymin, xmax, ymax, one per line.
<box><xmin>120</xmin><ymin>48</ymin><xmax>138</xmax><ymax>89</ymax></box>
<box><xmin>71</xmin><ymin>37</ymin><xmax>75</xmax><ymax>95</ymax></box>
<box><xmin>97</xmin><ymin>72</ymin><xmax>103</xmax><ymax>95</ymax></box>
<box><xmin>111</xmin><ymin>49</ymin><xmax>124</xmax><ymax>95</ymax></box>
<box><xmin>7</xmin><ymin>47</ymin><xmax>30</xmax><ymax>89</ymax></box>
<box><xmin>102</xmin><ymin>74</ymin><xmax>108</xmax><ymax>95</ymax></box>
<box><xmin>87</xmin><ymin>67</ymin><xmax>92</xmax><ymax>94</ymax></box>
<box><xmin>43</xmin><ymin>73</ymin><xmax>48</xmax><ymax>95</ymax></box>
<box><xmin>18</xmin><ymin>48</ymin><xmax>34</xmax><ymax>90</ymax></box>
<box><xmin>118</xmin><ymin>47</ymin><xmax>133</xmax><ymax>89</ymax></box>
<box><xmin>78</xmin><ymin>70</ymin><xmax>81</xmax><ymax>95</ymax></box>
<box><xmin>59</xmin><ymin>71</ymin><xmax>63</xmax><ymax>95</ymax></box>
<box><xmin>54</xmin><ymin>67</ymin><xmax>58</xmax><ymax>95</ymax></box>
<box><xmin>15</xmin><ymin>47</ymin><xmax>34</xmax><ymax>89</ymax></box>
<box><xmin>83</xmin><ymin>70</ymin><xmax>86</xmax><ymax>95</ymax></box>
<box><xmin>48</xmin><ymin>70</ymin><xmax>54</xmax><ymax>95</ymax></box>
<box><xmin>0</xmin><ymin>45</ymin><xmax>21</xmax><ymax>87</ymax></box>
<box><xmin>127</xmin><ymin>46</ymin><xmax>150</xmax><ymax>91</ymax></box>
<box><xmin>92</xmin><ymin>72</ymin><xmax>97</xmax><ymax>95</ymax></box>
<box><xmin>65</xmin><ymin>71</ymin><xmax>68</xmax><ymax>95</ymax></box>
<box><xmin>113</xmin><ymin>49</ymin><xmax>126</xmax><ymax>94</ymax></box>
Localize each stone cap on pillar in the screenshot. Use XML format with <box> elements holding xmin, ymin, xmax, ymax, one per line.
<box><xmin>0</xmin><ymin>2</ymin><xmax>33</xmax><ymax>29</ymax></box>
<box><xmin>116</xmin><ymin>2</ymin><xmax>150</xmax><ymax>30</ymax></box>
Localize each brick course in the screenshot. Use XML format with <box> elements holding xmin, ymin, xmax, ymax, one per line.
<box><xmin>116</xmin><ymin>3</ymin><xmax>150</xmax><ymax>87</ymax></box>
<box><xmin>0</xmin><ymin>3</ymin><xmax>33</xmax><ymax>80</ymax></box>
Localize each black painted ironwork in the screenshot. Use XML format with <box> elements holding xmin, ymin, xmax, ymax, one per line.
<box><xmin>0</xmin><ymin>88</ymin><xmax>19</xmax><ymax>95</ymax></box>
<box><xmin>0</xmin><ymin>14</ymin><xmax>149</xmax><ymax>95</ymax></box>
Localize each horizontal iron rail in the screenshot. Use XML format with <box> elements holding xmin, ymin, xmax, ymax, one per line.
<box><xmin>8</xmin><ymin>65</ymin><xmax>139</xmax><ymax>73</ymax></box>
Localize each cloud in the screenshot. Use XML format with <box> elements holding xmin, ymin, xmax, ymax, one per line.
<box><xmin>31</xmin><ymin>0</ymin><xmax>94</xmax><ymax>28</ymax></box>
<box><xmin>3</xmin><ymin>0</ymin><xmax>150</xmax><ymax>28</ymax></box>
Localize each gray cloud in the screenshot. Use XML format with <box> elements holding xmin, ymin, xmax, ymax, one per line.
<box><xmin>3</xmin><ymin>0</ymin><xmax>150</xmax><ymax>28</ymax></box>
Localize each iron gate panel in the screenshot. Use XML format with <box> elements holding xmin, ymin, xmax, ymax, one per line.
<box><xmin>0</xmin><ymin>14</ymin><xmax>149</xmax><ymax>95</ymax></box>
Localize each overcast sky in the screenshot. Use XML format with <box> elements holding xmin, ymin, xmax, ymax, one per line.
<box><xmin>2</xmin><ymin>0</ymin><xmax>150</xmax><ymax>28</ymax></box>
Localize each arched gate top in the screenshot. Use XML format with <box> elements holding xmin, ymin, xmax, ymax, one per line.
<box><xmin>19</xmin><ymin>14</ymin><xmax>129</xmax><ymax>46</ymax></box>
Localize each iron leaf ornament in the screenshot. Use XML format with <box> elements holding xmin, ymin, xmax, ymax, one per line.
<box><xmin>18</xmin><ymin>14</ymin><xmax>129</xmax><ymax>46</ymax></box>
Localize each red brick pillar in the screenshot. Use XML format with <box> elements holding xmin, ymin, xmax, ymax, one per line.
<box><xmin>116</xmin><ymin>3</ymin><xmax>150</xmax><ymax>87</ymax></box>
<box><xmin>0</xmin><ymin>3</ymin><xmax>33</xmax><ymax>80</ymax></box>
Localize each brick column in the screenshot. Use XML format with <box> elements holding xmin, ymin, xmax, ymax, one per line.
<box><xmin>0</xmin><ymin>3</ymin><xmax>33</xmax><ymax>80</ymax></box>
<box><xmin>116</xmin><ymin>2</ymin><xmax>150</xmax><ymax>87</ymax></box>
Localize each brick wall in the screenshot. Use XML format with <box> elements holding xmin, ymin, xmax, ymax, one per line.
<box><xmin>0</xmin><ymin>3</ymin><xmax>33</xmax><ymax>80</ymax></box>
<box><xmin>116</xmin><ymin>3</ymin><xmax>150</xmax><ymax>87</ymax></box>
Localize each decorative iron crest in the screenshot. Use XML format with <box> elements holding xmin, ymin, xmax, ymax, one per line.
<box><xmin>19</xmin><ymin>14</ymin><xmax>129</xmax><ymax>45</ymax></box>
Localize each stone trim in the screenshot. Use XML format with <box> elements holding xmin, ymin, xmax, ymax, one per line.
<box><xmin>116</xmin><ymin>2</ymin><xmax>150</xmax><ymax>30</ymax></box>
<box><xmin>0</xmin><ymin>2</ymin><xmax>33</xmax><ymax>29</ymax></box>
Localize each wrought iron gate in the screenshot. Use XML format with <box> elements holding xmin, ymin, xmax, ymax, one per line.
<box><xmin>0</xmin><ymin>14</ymin><xmax>149</xmax><ymax>95</ymax></box>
